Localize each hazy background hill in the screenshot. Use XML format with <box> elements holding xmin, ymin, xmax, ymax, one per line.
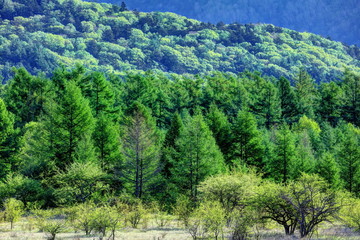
<box><xmin>102</xmin><ymin>0</ymin><xmax>360</xmax><ymax>46</ymax></box>
<box><xmin>0</xmin><ymin>0</ymin><xmax>359</xmax><ymax>83</ymax></box>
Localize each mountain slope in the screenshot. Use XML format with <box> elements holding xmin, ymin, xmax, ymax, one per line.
<box><xmin>102</xmin><ymin>0</ymin><xmax>360</xmax><ymax>46</ymax></box>
<box><xmin>0</xmin><ymin>0</ymin><xmax>359</xmax><ymax>83</ymax></box>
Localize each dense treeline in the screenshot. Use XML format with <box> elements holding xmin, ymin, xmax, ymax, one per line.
<box><xmin>0</xmin><ymin>66</ymin><xmax>359</xmax><ymax>206</ymax></box>
<box><xmin>0</xmin><ymin>0</ymin><xmax>360</xmax><ymax>83</ymax></box>
<box><xmin>0</xmin><ymin>66</ymin><xmax>360</xmax><ymax>238</ymax></box>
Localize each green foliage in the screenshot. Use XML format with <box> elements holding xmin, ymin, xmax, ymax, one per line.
<box><xmin>341</xmin><ymin>197</ymin><xmax>360</xmax><ymax>232</ymax></box>
<box><xmin>0</xmin><ymin>98</ymin><xmax>15</xmax><ymax>179</ymax></box>
<box><xmin>54</xmin><ymin>162</ymin><xmax>108</xmax><ymax>205</ymax></box>
<box><xmin>337</xmin><ymin>123</ymin><xmax>360</xmax><ymax>193</ymax></box>
<box><xmin>281</xmin><ymin>174</ymin><xmax>341</xmax><ymax>238</ymax></box>
<box><xmin>170</xmin><ymin>113</ymin><xmax>225</xmax><ymax>200</ymax></box>
<box><xmin>121</xmin><ymin>105</ymin><xmax>161</xmax><ymax>199</ymax></box>
<box><xmin>0</xmin><ymin>0</ymin><xmax>359</xmax><ymax>83</ymax></box>
<box><xmin>33</xmin><ymin>209</ymin><xmax>66</xmax><ymax>240</ymax></box>
<box><xmin>198</xmin><ymin>171</ymin><xmax>260</xmax><ymax>219</ymax></box>
<box><xmin>267</xmin><ymin>124</ymin><xmax>296</xmax><ymax>183</ymax></box>
<box><xmin>231</xmin><ymin>110</ymin><xmax>264</xmax><ymax>168</ymax></box>
<box><xmin>0</xmin><ymin>174</ymin><xmax>45</xmax><ymax>207</ymax></box>
<box><xmin>4</xmin><ymin>198</ymin><xmax>24</xmax><ymax>230</ymax></box>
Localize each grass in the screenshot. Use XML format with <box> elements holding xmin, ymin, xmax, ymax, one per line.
<box><xmin>0</xmin><ymin>217</ymin><xmax>359</xmax><ymax>239</ymax></box>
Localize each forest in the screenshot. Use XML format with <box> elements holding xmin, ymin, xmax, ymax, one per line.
<box><xmin>0</xmin><ymin>0</ymin><xmax>360</xmax><ymax>239</ymax></box>
<box><xmin>0</xmin><ymin>0</ymin><xmax>359</xmax><ymax>83</ymax></box>
<box><xmin>0</xmin><ymin>65</ymin><xmax>359</xmax><ymax>239</ymax></box>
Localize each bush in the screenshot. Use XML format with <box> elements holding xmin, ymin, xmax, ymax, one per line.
<box><xmin>33</xmin><ymin>209</ymin><xmax>66</xmax><ymax>240</ymax></box>
<box><xmin>4</xmin><ymin>198</ymin><xmax>24</xmax><ymax>230</ymax></box>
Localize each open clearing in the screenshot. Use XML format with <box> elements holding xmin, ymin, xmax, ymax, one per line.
<box><xmin>0</xmin><ymin>218</ymin><xmax>360</xmax><ymax>240</ymax></box>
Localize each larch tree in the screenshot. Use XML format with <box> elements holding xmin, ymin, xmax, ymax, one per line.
<box><xmin>0</xmin><ymin>98</ymin><xmax>16</xmax><ymax>180</ymax></box>
<box><xmin>231</xmin><ymin>110</ymin><xmax>264</xmax><ymax>168</ymax></box>
<box><xmin>341</xmin><ymin>69</ymin><xmax>360</xmax><ymax>127</ymax></box>
<box><xmin>49</xmin><ymin>81</ymin><xmax>95</xmax><ymax>169</ymax></box>
<box><xmin>121</xmin><ymin>104</ymin><xmax>161</xmax><ymax>199</ymax></box>
<box><xmin>170</xmin><ymin>113</ymin><xmax>225</xmax><ymax>201</ymax></box>
<box><xmin>277</xmin><ymin>76</ymin><xmax>298</xmax><ymax>124</ymax></box>
<box><xmin>268</xmin><ymin>124</ymin><xmax>296</xmax><ymax>183</ymax></box>
<box><xmin>294</xmin><ymin>69</ymin><xmax>318</xmax><ymax>120</ymax></box>
<box><xmin>337</xmin><ymin>123</ymin><xmax>360</xmax><ymax>193</ymax></box>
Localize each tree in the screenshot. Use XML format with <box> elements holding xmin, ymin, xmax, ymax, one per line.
<box><xmin>93</xmin><ymin>113</ymin><xmax>121</xmax><ymax>171</ymax></box>
<box><xmin>341</xmin><ymin>69</ymin><xmax>360</xmax><ymax>127</ymax></box>
<box><xmin>171</xmin><ymin>113</ymin><xmax>225</xmax><ymax>201</ymax></box>
<box><xmin>206</xmin><ymin>104</ymin><xmax>232</xmax><ymax>163</ymax></box>
<box><xmin>315</xmin><ymin>152</ymin><xmax>341</xmax><ymax>189</ymax></box>
<box><xmin>161</xmin><ymin>112</ymin><xmax>184</xmax><ymax>179</ymax></box>
<box><xmin>49</xmin><ymin>81</ymin><xmax>95</xmax><ymax>168</ymax></box>
<box><xmin>4</xmin><ymin>198</ymin><xmax>24</xmax><ymax>230</ymax></box>
<box><xmin>198</xmin><ymin>171</ymin><xmax>260</xmax><ymax>220</ymax></box>
<box><xmin>255</xmin><ymin>181</ymin><xmax>297</xmax><ymax>235</ymax></box>
<box><xmin>231</xmin><ymin>110</ymin><xmax>264</xmax><ymax>168</ymax></box>
<box><xmin>121</xmin><ymin>104</ymin><xmax>161</xmax><ymax>199</ymax></box>
<box><xmin>281</xmin><ymin>174</ymin><xmax>341</xmax><ymax>238</ymax></box>
<box><xmin>79</xmin><ymin>72</ymin><xmax>116</xmax><ymax>118</ymax></box>
<box><xmin>277</xmin><ymin>76</ymin><xmax>298</xmax><ymax>124</ymax></box>
<box><xmin>267</xmin><ymin>124</ymin><xmax>296</xmax><ymax>183</ymax></box>
<box><xmin>318</xmin><ymin>81</ymin><xmax>343</xmax><ymax>126</ymax></box>
<box><xmin>3</xmin><ymin>68</ymin><xmax>51</xmax><ymax>128</ymax></box>
<box><xmin>337</xmin><ymin>123</ymin><xmax>360</xmax><ymax>193</ymax></box>
<box><xmin>294</xmin><ymin>69</ymin><xmax>318</xmax><ymax>119</ymax></box>
<box><xmin>0</xmin><ymin>98</ymin><xmax>15</xmax><ymax>180</ymax></box>
<box><xmin>54</xmin><ymin>162</ymin><xmax>108</xmax><ymax>205</ymax></box>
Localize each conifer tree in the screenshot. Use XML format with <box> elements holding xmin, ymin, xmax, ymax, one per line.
<box><xmin>315</xmin><ymin>152</ymin><xmax>341</xmax><ymax>188</ymax></box>
<box><xmin>337</xmin><ymin>124</ymin><xmax>360</xmax><ymax>193</ymax></box>
<box><xmin>50</xmin><ymin>81</ymin><xmax>95</xmax><ymax>169</ymax></box>
<box><xmin>277</xmin><ymin>76</ymin><xmax>298</xmax><ymax>124</ymax></box>
<box><xmin>0</xmin><ymin>98</ymin><xmax>15</xmax><ymax>179</ymax></box>
<box><xmin>268</xmin><ymin>124</ymin><xmax>296</xmax><ymax>183</ymax></box>
<box><xmin>318</xmin><ymin>82</ymin><xmax>343</xmax><ymax>126</ymax></box>
<box><xmin>3</xmin><ymin>68</ymin><xmax>50</xmax><ymax>128</ymax></box>
<box><xmin>161</xmin><ymin>112</ymin><xmax>184</xmax><ymax>178</ymax></box>
<box><xmin>294</xmin><ymin>69</ymin><xmax>318</xmax><ymax>119</ymax></box>
<box><xmin>341</xmin><ymin>69</ymin><xmax>360</xmax><ymax>127</ymax></box>
<box><xmin>80</xmin><ymin>72</ymin><xmax>116</xmax><ymax>118</ymax></box>
<box><xmin>231</xmin><ymin>110</ymin><xmax>264</xmax><ymax>168</ymax></box>
<box><xmin>93</xmin><ymin>113</ymin><xmax>121</xmax><ymax>171</ymax></box>
<box><xmin>121</xmin><ymin>103</ymin><xmax>161</xmax><ymax>199</ymax></box>
<box><xmin>171</xmin><ymin>113</ymin><xmax>225</xmax><ymax>200</ymax></box>
<box><xmin>206</xmin><ymin>104</ymin><xmax>232</xmax><ymax>163</ymax></box>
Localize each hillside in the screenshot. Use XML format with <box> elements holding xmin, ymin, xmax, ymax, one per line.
<box><xmin>103</xmin><ymin>0</ymin><xmax>360</xmax><ymax>46</ymax></box>
<box><xmin>0</xmin><ymin>0</ymin><xmax>360</xmax><ymax>83</ymax></box>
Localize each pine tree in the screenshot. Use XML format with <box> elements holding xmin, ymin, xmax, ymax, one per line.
<box><xmin>79</xmin><ymin>72</ymin><xmax>116</xmax><ymax>118</ymax></box>
<box><xmin>318</xmin><ymin>82</ymin><xmax>343</xmax><ymax>126</ymax></box>
<box><xmin>206</xmin><ymin>104</ymin><xmax>232</xmax><ymax>163</ymax></box>
<box><xmin>3</xmin><ymin>68</ymin><xmax>51</xmax><ymax>128</ymax></box>
<box><xmin>341</xmin><ymin>69</ymin><xmax>360</xmax><ymax>127</ymax></box>
<box><xmin>231</xmin><ymin>110</ymin><xmax>264</xmax><ymax>168</ymax></box>
<box><xmin>315</xmin><ymin>152</ymin><xmax>341</xmax><ymax>188</ymax></box>
<box><xmin>337</xmin><ymin>124</ymin><xmax>360</xmax><ymax>193</ymax></box>
<box><xmin>93</xmin><ymin>113</ymin><xmax>121</xmax><ymax>171</ymax></box>
<box><xmin>171</xmin><ymin>113</ymin><xmax>225</xmax><ymax>200</ymax></box>
<box><xmin>0</xmin><ymin>98</ymin><xmax>15</xmax><ymax>179</ymax></box>
<box><xmin>161</xmin><ymin>112</ymin><xmax>184</xmax><ymax>178</ymax></box>
<box><xmin>50</xmin><ymin>81</ymin><xmax>95</xmax><ymax>169</ymax></box>
<box><xmin>268</xmin><ymin>124</ymin><xmax>296</xmax><ymax>183</ymax></box>
<box><xmin>121</xmin><ymin>104</ymin><xmax>161</xmax><ymax>199</ymax></box>
<box><xmin>277</xmin><ymin>76</ymin><xmax>298</xmax><ymax>124</ymax></box>
<box><xmin>294</xmin><ymin>69</ymin><xmax>318</xmax><ymax>119</ymax></box>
